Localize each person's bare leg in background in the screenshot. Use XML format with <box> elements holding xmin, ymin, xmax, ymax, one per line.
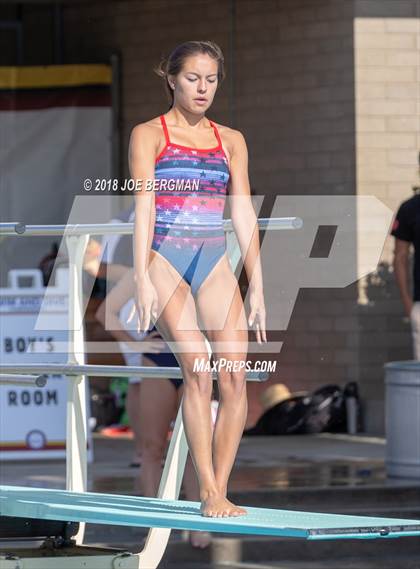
<box><xmin>126</xmin><ymin>382</ymin><xmax>142</xmax><ymax>464</ymax></box>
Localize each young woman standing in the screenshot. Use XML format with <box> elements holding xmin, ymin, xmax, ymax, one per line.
<box><xmin>130</xmin><ymin>41</ymin><xmax>266</xmax><ymax>518</ymax></box>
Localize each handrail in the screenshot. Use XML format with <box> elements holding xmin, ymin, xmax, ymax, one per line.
<box><xmin>0</xmin><ymin>374</ymin><xmax>47</xmax><ymax>387</ymax></box>
<box><xmin>0</xmin><ymin>363</ymin><xmax>268</xmax><ymax>382</ymax></box>
<box><xmin>0</xmin><ymin>216</ymin><xmax>302</xmax><ymax>236</ymax></box>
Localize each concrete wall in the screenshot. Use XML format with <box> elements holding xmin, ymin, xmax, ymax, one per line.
<box><xmin>232</xmin><ymin>1</ymin><xmax>358</xmax><ymax>426</ymax></box>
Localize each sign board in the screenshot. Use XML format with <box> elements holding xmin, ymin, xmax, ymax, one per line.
<box><xmin>0</xmin><ymin>268</ymin><xmax>93</xmax><ymax>461</ymax></box>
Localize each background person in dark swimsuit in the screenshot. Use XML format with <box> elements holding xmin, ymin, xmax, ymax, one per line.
<box><xmin>85</xmin><ymin>205</ymin><xmax>146</xmax><ymax>465</ymax></box>
<box><xmin>143</xmin><ymin>325</ymin><xmax>182</xmax><ymax>390</ymax></box>
<box><xmin>391</xmin><ymin>190</ymin><xmax>420</xmax><ymax>360</ymax></box>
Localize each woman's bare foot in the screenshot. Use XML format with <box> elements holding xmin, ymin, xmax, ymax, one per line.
<box><xmin>200</xmin><ymin>490</ymin><xmax>247</xmax><ymax>517</ymax></box>
<box><xmin>224</xmin><ymin>496</ymin><xmax>247</xmax><ymax>516</ymax></box>
<box><xmin>217</xmin><ymin>487</ymin><xmax>247</xmax><ymax>516</ymax></box>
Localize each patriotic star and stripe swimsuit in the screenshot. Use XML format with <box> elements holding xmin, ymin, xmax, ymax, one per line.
<box><xmin>151</xmin><ymin>114</ymin><xmax>230</xmax><ymax>295</ymax></box>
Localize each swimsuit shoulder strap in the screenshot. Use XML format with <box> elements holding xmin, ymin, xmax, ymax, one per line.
<box><xmin>161</xmin><ymin>114</ymin><xmax>222</xmax><ymax>149</ymax></box>
<box><xmin>160</xmin><ymin>115</ymin><xmax>171</xmax><ymax>145</ymax></box>
<box><xmin>208</xmin><ymin>119</ymin><xmax>223</xmax><ymax>149</ymax></box>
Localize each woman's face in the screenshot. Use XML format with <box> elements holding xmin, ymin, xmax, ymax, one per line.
<box><xmin>170</xmin><ymin>53</ymin><xmax>219</xmax><ymax>113</ymax></box>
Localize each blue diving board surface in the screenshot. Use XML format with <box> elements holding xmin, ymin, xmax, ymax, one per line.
<box><xmin>1</xmin><ymin>485</ymin><xmax>420</xmax><ymax>541</ymax></box>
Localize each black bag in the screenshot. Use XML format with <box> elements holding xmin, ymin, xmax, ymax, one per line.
<box><xmin>302</xmin><ymin>384</ymin><xmax>347</xmax><ymax>434</ymax></box>
<box><xmin>244</xmin><ymin>394</ymin><xmax>312</xmax><ymax>436</ymax></box>
<box><xmin>244</xmin><ymin>382</ymin><xmax>356</xmax><ymax>436</ymax></box>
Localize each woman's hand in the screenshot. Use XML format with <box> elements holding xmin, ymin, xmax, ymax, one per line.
<box><xmin>127</xmin><ymin>273</ymin><xmax>159</xmax><ymax>333</ymax></box>
<box><xmin>248</xmin><ymin>288</ymin><xmax>267</xmax><ymax>344</ymax></box>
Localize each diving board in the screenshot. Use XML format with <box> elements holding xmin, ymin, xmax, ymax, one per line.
<box><xmin>2</xmin><ymin>485</ymin><xmax>420</xmax><ymax>541</ymax></box>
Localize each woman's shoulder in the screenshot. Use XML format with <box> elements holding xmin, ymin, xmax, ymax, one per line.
<box><xmin>130</xmin><ymin>115</ymin><xmax>162</xmax><ymax>137</ymax></box>
<box><xmin>129</xmin><ymin>116</ymin><xmax>164</xmax><ymax>150</ymax></box>
<box><xmin>212</xmin><ymin>121</ymin><xmax>247</xmax><ymax>156</ymax></box>
<box><xmin>215</xmin><ymin>122</ymin><xmax>246</xmax><ymax>144</ymax></box>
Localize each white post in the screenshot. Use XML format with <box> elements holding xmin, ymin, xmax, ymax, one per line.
<box><xmin>65</xmin><ymin>233</ymin><xmax>90</xmax><ymax>545</ymax></box>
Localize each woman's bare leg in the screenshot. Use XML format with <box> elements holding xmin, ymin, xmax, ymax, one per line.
<box><xmin>126</xmin><ymin>382</ymin><xmax>142</xmax><ymax>462</ymax></box>
<box><xmin>136</xmin><ymin>373</ymin><xmax>176</xmax><ymax>496</ymax></box>
<box><xmin>137</xmin><ymin>374</ymin><xmax>210</xmax><ymax>545</ymax></box>
<box><xmin>147</xmin><ymin>249</ymin><xmax>243</xmax><ymax>517</ymax></box>
<box><xmin>177</xmin><ymin>385</ymin><xmax>212</xmax><ymax>547</ymax></box>
<box><xmin>196</xmin><ymin>253</ymin><xmax>248</xmax><ymax>512</ymax></box>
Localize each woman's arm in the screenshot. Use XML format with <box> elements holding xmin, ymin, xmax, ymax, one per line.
<box><xmin>85</xmin><ymin>259</ymin><xmax>131</xmax><ymax>283</ymax></box>
<box><xmin>95</xmin><ymin>268</ymin><xmax>137</xmax><ymax>344</ymax></box>
<box><xmin>393</xmin><ymin>238</ymin><xmax>413</xmax><ymax>317</ymax></box>
<box><xmin>228</xmin><ymin>130</ymin><xmax>266</xmax><ymax>343</ymax></box>
<box><xmin>129</xmin><ymin>123</ymin><xmax>156</xmax><ymax>281</ymax></box>
<box><xmin>95</xmin><ymin>268</ymin><xmax>165</xmax><ymax>353</ymax></box>
<box><xmin>101</xmin><ymin>263</ymin><xmax>132</xmax><ymax>282</ymax></box>
<box><xmin>83</xmin><ymin>238</ymin><xmax>132</xmax><ymax>282</ymax></box>
<box><xmin>128</xmin><ymin>123</ymin><xmax>160</xmax><ymax>332</ymax></box>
